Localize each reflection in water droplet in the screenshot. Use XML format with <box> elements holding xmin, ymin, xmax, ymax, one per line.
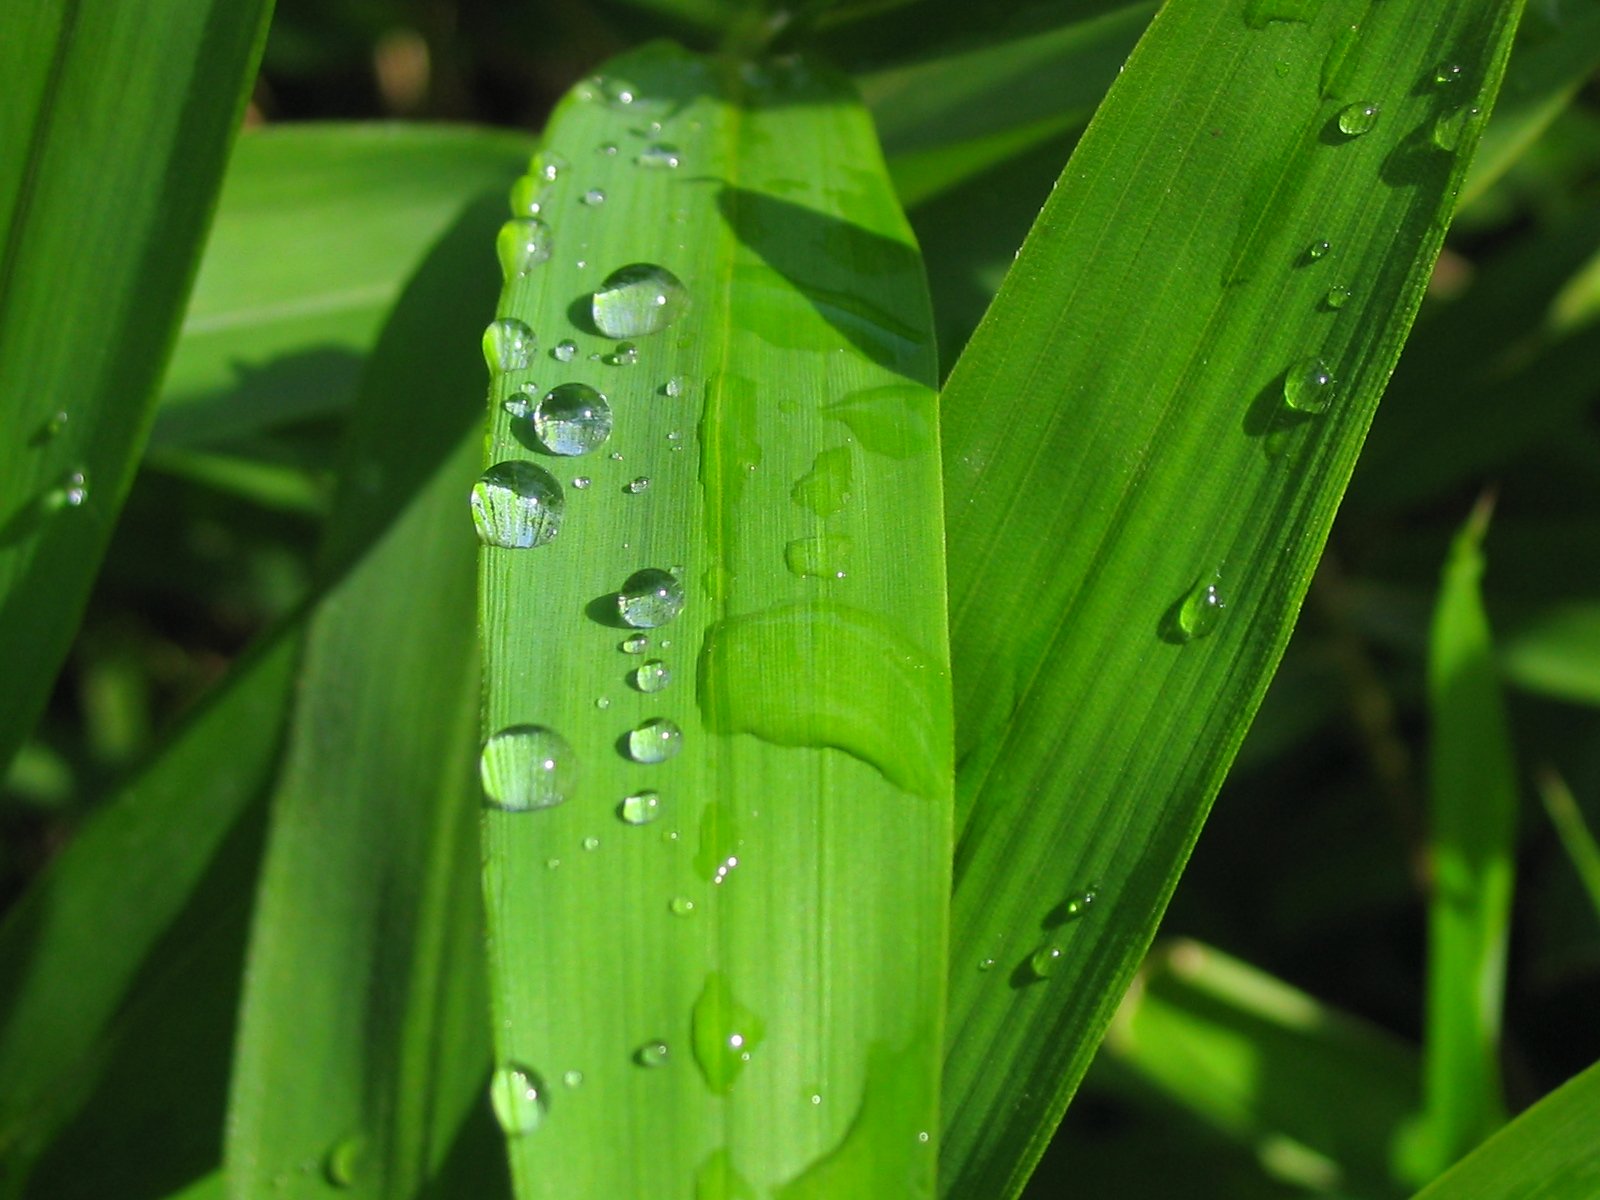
<box><xmin>636</xmin><ymin>143</ymin><xmax>682</xmax><ymax>169</ymax></box>
<box><xmin>489</xmin><ymin>1063</ymin><xmax>549</xmax><ymax>1135</ymax></box>
<box><xmin>1336</xmin><ymin>102</ymin><xmax>1380</xmax><ymax>136</ymax></box>
<box><xmin>592</xmin><ymin>263</ymin><xmax>689</xmax><ymax>338</ymax></box>
<box><xmin>626</xmin><ymin>476</ymin><xmax>651</xmax><ymax>494</ymax></box>
<box><xmin>664</xmin><ymin>375</ymin><xmax>685</xmax><ymax>398</ymax></box>
<box><xmin>552</xmin><ymin>339</ymin><xmax>578</xmax><ymax>363</ymax></box>
<box><xmin>572</xmin><ymin>475</ymin><xmax>591</xmax><ymax>490</ymax></box>
<box><xmin>622</xmin><ymin>633</ymin><xmax>649</xmax><ymax>654</ymax></box>
<box><xmin>1283</xmin><ymin>356</ymin><xmax>1336</xmax><ymax>413</ymax></box>
<box><xmin>496</xmin><ymin>218</ymin><xmax>553</xmax><ymax>278</ymax></box>
<box><xmin>1173</xmin><ymin>572</ymin><xmax>1226</xmax><ymax>642</ymax></box>
<box><xmin>691</xmin><ymin>972</ymin><xmax>765</xmax><ymax>1095</ymax></box>
<box><xmin>533</xmin><ymin>383</ymin><xmax>612</xmax><ymax>456</ymax></box>
<box><xmin>620</xmin><ymin>790</ymin><xmax>661</xmax><ymax>824</ymax></box>
<box><xmin>483</xmin><ymin>318</ymin><xmax>536</xmax><ymax>373</ymax></box>
<box><xmin>634</xmin><ymin>1040</ymin><xmax>670</xmax><ymax>1067</ymax></box>
<box><xmin>635</xmin><ymin>659</ymin><xmax>671</xmax><ymax>693</ymax></box>
<box><xmin>324</xmin><ymin>1134</ymin><xmax>369</xmax><ymax>1188</ymax></box>
<box><xmin>617</xmin><ymin>568</ymin><xmax>684</xmax><ymax>627</ymax></box>
<box><xmin>1324</xmin><ymin>285</ymin><xmax>1352</xmax><ymax>310</ymax></box>
<box><xmin>1306</xmin><ymin>238</ymin><xmax>1331</xmax><ymax>261</ymax></box>
<box><xmin>628</xmin><ymin>718</ymin><xmax>683</xmax><ymax>764</ymax></box>
<box><xmin>581</xmin><ymin>188</ymin><xmax>607</xmax><ymax>207</ymax></box>
<box><xmin>1030</xmin><ymin>943</ymin><xmax>1064</xmax><ymax>979</ymax></box>
<box><xmin>480</xmin><ymin>725</ymin><xmax>576</xmax><ymax>811</ymax></box>
<box><xmin>471</xmin><ymin>461</ymin><xmax>563</xmax><ymax>548</ymax></box>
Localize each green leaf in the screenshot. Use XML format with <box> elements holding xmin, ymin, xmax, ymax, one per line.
<box><xmin>156</xmin><ymin>124</ymin><xmax>533</xmax><ymax>451</ymax></box>
<box><xmin>1536</xmin><ymin>768</ymin><xmax>1600</xmax><ymax>927</ymax></box>
<box><xmin>223</xmin><ymin>199</ymin><xmax>503</xmax><ymax>1197</ymax></box>
<box><xmin>0</xmin><ymin>0</ymin><xmax>273</xmax><ymax>774</ymax></box>
<box><xmin>1408</xmin><ymin>1058</ymin><xmax>1600</xmax><ymax>1200</ymax></box>
<box><xmin>475</xmin><ymin>46</ymin><xmax>951</xmax><ymax>1197</ymax></box>
<box><xmin>933</xmin><ymin>0</ymin><xmax>1527</xmax><ymax>1194</ymax></box>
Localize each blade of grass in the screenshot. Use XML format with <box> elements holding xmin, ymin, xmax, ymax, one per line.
<box><xmin>477</xmin><ymin>45</ymin><xmax>951</xmax><ymax>1197</ymax></box>
<box><xmin>932</xmin><ymin>0</ymin><xmax>1527</xmax><ymax>1194</ymax></box>
<box><xmin>223</xmin><ymin>197</ymin><xmax>504</xmax><ymax>1198</ymax></box>
<box><xmin>155</xmin><ymin>124</ymin><xmax>532</xmax><ymax>451</ymax></box>
<box><xmin>1500</xmin><ymin>602</ymin><xmax>1600</xmax><ymax>708</ymax></box>
<box><xmin>1395</xmin><ymin>498</ymin><xmax>1518</xmax><ymax>1184</ymax></box>
<box><xmin>1106</xmin><ymin>940</ymin><xmax>1419</xmax><ymax>1196</ymax></box>
<box><xmin>1536</xmin><ymin>768</ymin><xmax>1600</xmax><ymax>926</ymax></box>
<box><xmin>1407</xmin><ymin>1058</ymin><xmax>1600</xmax><ymax>1200</ymax></box>
<box><xmin>0</xmin><ymin>0</ymin><xmax>272</xmax><ymax>775</ymax></box>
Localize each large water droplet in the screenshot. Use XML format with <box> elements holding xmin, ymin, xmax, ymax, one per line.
<box><xmin>1336</xmin><ymin>102</ymin><xmax>1380</xmax><ymax>136</ymax></box>
<box><xmin>532</xmin><ymin>383</ymin><xmax>612</xmax><ymax>456</ymax></box>
<box><xmin>691</xmin><ymin>972</ymin><xmax>765</xmax><ymax>1095</ymax></box>
<box><xmin>634</xmin><ymin>659</ymin><xmax>671</xmax><ymax>693</ymax></box>
<box><xmin>636</xmin><ymin>143</ymin><xmax>681</xmax><ymax>169</ymax></box>
<box><xmin>489</xmin><ymin>1063</ymin><xmax>549</xmax><ymax>1135</ymax></box>
<box><xmin>617</xmin><ymin>567</ymin><xmax>685</xmax><ymax>627</ymax></box>
<box><xmin>1029</xmin><ymin>943</ymin><xmax>1064</xmax><ymax>979</ymax></box>
<box><xmin>1172</xmin><ymin>572</ymin><xmax>1226</xmax><ymax>642</ymax></box>
<box><xmin>628</xmin><ymin>718</ymin><xmax>683</xmax><ymax>764</ymax></box>
<box><xmin>481</xmin><ymin>725</ymin><xmax>576</xmax><ymax>811</ymax></box>
<box><xmin>471</xmin><ymin>461</ymin><xmax>563</xmax><ymax>548</ymax></box>
<box><xmin>497</xmin><ymin>218</ymin><xmax>553</xmax><ymax>278</ymax></box>
<box><xmin>592</xmin><ymin>263</ymin><xmax>689</xmax><ymax>338</ymax></box>
<box><xmin>619</xmin><ymin>790</ymin><xmax>661</xmax><ymax>825</ymax></box>
<box><xmin>483</xmin><ymin>318</ymin><xmax>536</xmax><ymax>373</ymax></box>
<box><xmin>1283</xmin><ymin>355</ymin><xmax>1336</xmax><ymax>413</ymax></box>
<box><xmin>634</xmin><ymin>1040</ymin><xmax>671</xmax><ymax>1067</ymax></box>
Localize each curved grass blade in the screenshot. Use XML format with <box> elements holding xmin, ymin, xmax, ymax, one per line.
<box><xmin>156</xmin><ymin>125</ymin><xmax>532</xmax><ymax>451</ymax></box>
<box><xmin>934</xmin><ymin>1</ymin><xmax>1527</xmax><ymax>1194</ymax></box>
<box><xmin>0</xmin><ymin>0</ymin><xmax>272</xmax><ymax>775</ymax></box>
<box><xmin>477</xmin><ymin>45</ymin><xmax>950</xmax><ymax>1197</ymax></box>
<box><xmin>1408</xmin><ymin>1058</ymin><xmax>1600</xmax><ymax>1200</ymax></box>
<box><xmin>1536</xmin><ymin>769</ymin><xmax>1600</xmax><ymax>926</ymax></box>
<box><xmin>224</xmin><ymin>200</ymin><xmax>503</xmax><ymax>1199</ymax></box>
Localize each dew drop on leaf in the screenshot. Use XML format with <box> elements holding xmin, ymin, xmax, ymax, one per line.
<box><xmin>508</xmin><ymin>174</ymin><xmax>547</xmax><ymax>218</ymax></box>
<box><xmin>581</xmin><ymin>188</ymin><xmax>607</xmax><ymax>207</ymax></box>
<box><xmin>1029</xmin><ymin>943</ymin><xmax>1064</xmax><ymax>979</ymax></box>
<box><xmin>617</xmin><ymin>567</ymin><xmax>684</xmax><ymax>627</ymax></box>
<box><xmin>592</xmin><ymin>263</ymin><xmax>689</xmax><ymax>338</ymax></box>
<box><xmin>628</xmin><ymin>718</ymin><xmax>683</xmax><ymax>764</ymax></box>
<box><xmin>634</xmin><ymin>1039</ymin><xmax>670</xmax><ymax>1067</ymax></box>
<box><xmin>636</xmin><ymin>143</ymin><xmax>682</xmax><ymax>169</ymax></box>
<box><xmin>496</xmin><ymin>217</ymin><xmax>553</xmax><ymax>278</ymax></box>
<box><xmin>552</xmin><ymin>339</ymin><xmax>579</xmax><ymax>363</ymax></box>
<box><xmin>1336</xmin><ymin>101</ymin><xmax>1380</xmax><ymax>136</ymax></box>
<box><xmin>489</xmin><ymin>1063</ymin><xmax>549</xmax><ymax>1135</ymax></box>
<box><xmin>471</xmin><ymin>461</ymin><xmax>563</xmax><ymax>548</ymax></box>
<box><xmin>533</xmin><ymin>383</ymin><xmax>612</xmax><ymax>456</ymax></box>
<box><xmin>1306</xmin><ymin>238</ymin><xmax>1331</xmax><ymax>262</ymax></box>
<box><xmin>621</xmin><ymin>633</ymin><xmax>649</xmax><ymax>654</ymax></box>
<box><xmin>324</xmin><ymin>1134</ymin><xmax>369</xmax><ymax>1189</ymax></box>
<box><xmin>1283</xmin><ymin>355</ymin><xmax>1336</xmax><ymax>413</ymax></box>
<box><xmin>1172</xmin><ymin>572</ymin><xmax>1226</xmax><ymax>642</ymax></box>
<box><xmin>691</xmin><ymin>972</ymin><xmax>765</xmax><ymax>1094</ymax></box>
<box><xmin>1324</xmin><ymin>285</ymin><xmax>1352</xmax><ymax>310</ymax></box>
<box><xmin>480</xmin><ymin>725</ymin><xmax>576</xmax><ymax>811</ymax></box>
<box><xmin>619</xmin><ymin>790</ymin><xmax>661</xmax><ymax>825</ymax></box>
<box><xmin>482</xmin><ymin>317</ymin><xmax>536</xmax><ymax>373</ymax></box>
<box><xmin>634</xmin><ymin>659</ymin><xmax>671</xmax><ymax>693</ymax></box>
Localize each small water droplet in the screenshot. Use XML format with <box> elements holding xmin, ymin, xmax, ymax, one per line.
<box><xmin>1324</xmin><ymin>285</ymin><xmax>1352</xmax><ymax>310</ymax></box>
<box><xmin>552</xmin><ymin>339</ymin><xmax>579</xmax><ymax>363</ymax></box>
<box><xmin>1306</xmin><ymin>238</ymin><xmax>1331</xmax><ymax>262</ymax></box>
<box><xmin>1336</xmin><ymin>101</ymin><xmax>1380</xmax><ymax>136</ymax></box>
<box><xmin>628</xmin><ymin>718</ymin><xmax>683</xmax><ymax>764</ymax></box>
<box><xmin>603</xmin><ymin>341</ymin><xmax>639</xmax><ymax>366</ymax></box>
<box><xmin>592</xmin><ymin>263</ymin><xmax>689</xmax><ymax>338</ymax></box>
<box><xmin>480</xmin><ymin>725</ymin><xmax>576</xmax><ymax>811</ymax></box>
<box><xmin>34</xmin><ymin>410</ymin><xmax>68</xmax><ymax>444</ymax></box>
<box><xmin>562</xmin><ymin>1069</ymin><xmax>584</xmax><ymax>1088</ymax></box>
<box><xmin>669</xmin><ymin>895</ymin><xmax>696</xmax><ymax>916</ymax></box>
<box><xmin>601</xmin><ymin>76</ymin><xmax>637</xmax><ymax>107</ymax></box>
<box><xmin>496</xmin><ymin>218</ymin><xmax>553</xmax><ymax>278</ymax></box>
<box><xmin>1029</xmin><ymin>943</ymin><xmax>1064</xmax><ymax>979</ymax></box>
<box><xmin>45</xmin><ymin>470</ymin><xmax>89</xmax><ymax>510</ymax></box>
<box><xmin>582</xmin><ymin>835</ymin><xmax>600</xmax><ymax>851</ymax></box>
<box><xmin>595</xmin><ymin>696</ymin><xmax>611</xmax><ymax>710</ymax></box>
<box><xmin>634</xmin><ymin>1040</ymin><xmax>670</xmax><ymax>1067</ymax></box>
<box><xmin>617</xmin><ymin>568</ymin><xmax>684</xmax><ymax>627</ymax></box>
<box><xmin>619</xmin><ymin>790</ymin><xmax>661</xmax><ymax>824</ymax></box>
<box><xmin>532</xmin><ymin>383</ymin><xmax>613</xmax><ymax>456</ymax></box>
<box><xmin>1172</xmin><ymin>572</ymin><xmax>1226</xmax><ymax>642</ymax></box>
<box><xmin>978</xmin><ymin>957</ymin><xmax>997</xmax><ymax>972</ymax></box>
<box><xmin>1433</xmin><ymin>62</ymin><xmax>1464</xmax><ymax>86</ymax></box>
<box><xmin>625</xmin><ymin>476</ymin><xmax>651</xmax><ymax>494</ymax></box>
<box><xmin>471</xmin><ymin>461</ymin><xmax>564</xmax><ymax>548</ymax></box>
<box><xmin>621</xmin><ymin>633</ymin><xmax>649</xmax><ymax>654</ymax></box>
<box><xmin>1432</xmin><ymin>105</ymin><xmax>1480</xmax><ymax>153</ymax></box>
<box><xmin>324</xmin><ymin>1134</ymin><xmax>369</xmax><ymax>1188</ymax></box>
<box><xmin>508</xmin><ymin>174</ymin><xmax>548</xmax><ymax>218</ymax></box>
<box><xmin>572</xmin><ymin>475</ymin><xmax>591</xmax><ymax>490</ymax></box>
<box><xmin>581</xmin><ymin>188</ymin><xmax>607</xmax><ymax>206</ymax></box>
<box><xmin>532</xmin><ymin>150</ymin><xmax>568</xmax><ymax>183</ymax></box>
<box><xmin>598</xmin><ymin>141</ymin><xmax>619</xmax><ymax>156</ymax></box>
<box><xmin>489</xmin><ymin>1063</ymin><xmax>549</xmax><ymax>1135</ymax></box>
<box><xmin>546</xmin><ymin>857</ymin><xmax>562</xmax><ymax>870</ymax></box>
<box><xmin>664</xmin><ymin>375</ymin><xmax>685</xmax><ymax>398</ymax></box>
<box><xmin>634</xmin><ymin>659</ymin><xmax>671</xmax><ymax>693</ymax></box>
<box><xmin>1283</xmin><ymin>355</ymin><xmax>1336</xmax><ymax>413</ymax></box>
<box><xmin>483</xmin><ymin>317</ymin><xmax>536</xmax><ymax>373</ymax></box>
<box><xmin>636</xmin><ymin>142</ymin><xmax>682</xmax><ymax>169</ymax></box>
<box><xmin>711</xmin><ymin>855</ymin><xmax>739</xmax><ymax>885</ymax></box>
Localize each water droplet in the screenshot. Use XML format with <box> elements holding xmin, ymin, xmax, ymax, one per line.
<box><xmin>581</xmin><ymin>188</ymin><xmax>606</xmax><ymax>207</ymax></box>
<box><xmin>598</xmin><ymin>142</ymin><xmax>619</xmax><ymax>156</ymax></box>
<box><xmin>546</xmin><ymin>857</ymin><xmax>562</xmax><ymax>870</ymax></box>
<box><xmin>562</xmin><ymin>1069</ymin><xmax>584</xmax><ymax>1088</ymax></box>
<box><xmin>634</xmin><ymin>659</ymin><xmax>671</xmax><ymax>693</ymax></box>
<box><xmin>634</xmin><ymin>1040</ymin><xmax>671</xmax><ymax>1067</ymax></box>
<box><xmin>1050</xmin><ymin>886</ymin><xmax>1099</xmax><ymax>925</ymax></box>
<box><xmin>45</xmin><ymin>470</ymin><xmax>89</xmax><ymax>510</ymax></box>
<box><xmin>592</xmin><ymin>263</ymin><xmax>689</xmax><ymax>338</ymax></box>
<box><xmin>1336</xmin><ymin>102</ymin><xmax>1380</xmax><ymax>136</ymax></box>
<box><xmin>792</xmin><ymin>446</ymin><xmax>853</xmax><ymax>517</ymax></box>
<box><xmin>1324</xmin><ymin>285</ymin><xmax>1352</xmax><ymax>310</ymax></box>
<box><xmin>1306</xmin><ymin>238</ymin><xmax>1331</xmax><ymax>262</ymax></box>
<box><xmin>603</xmin><ymin>341</ymin><xmax>639</xmax><ymax>366</ymax></box>
<box><xmin>508</xmin><ymin>174</ymin><xmax>547</xmax><ymax>218</ymax></box>
<box><xmin>784</xmin><ymin>534</ymin><xmax>852</xmax><ymax>580</ymax></box>
<box><xmin>33</xmin><ymin>410</ymin><xmax>68</xmax><ymax>444</ymax></box>
<box><xmin>628</xmin><ymin>718</ymin><xmax>683</xmax><ymax>764</ymax></box>
<box><xmin>594</xmin><ymin>696</ymin><xmax>610</xmax><ymax>710</ymax></box>
<box><xmin>324</xmin><ymin>1134</ymin><xmax>369</xmax><ymax>1188</ymax></box>
<box><xmin>711</xmin><ymin>855</ymin><xmax>739</xmax><ymax>885</ymax></box>
<box><xmin>489</xmin><ymin>1063</ymin><xmax>548</xmax><ymax>1135</ymax></box>
<box><xmin>471</xmin><ymin>461</ymin><xmax>563</xmax><ymax>548</ymax></box>
<box><xmin>531</xmin><ymin>150</ymin><xmax>568</xmax><ymax>183</ymax></box>
<box><xmin>532</xmin><ymin>383</ymin><xmax>613</xmax><ymax>456</ymax></box>
<box><xmin>1433</xmin><ymin>62</ymin><xmax>1464</xmax><ymax>86</ymax></box>
<box><xmin>552</xmin><ymin>339</ymin><xmax>578</xmax><ymax>363</ymax></box>
<box><xmin>1029</xmin><ymin>943</ymin><xmax>1064</xmax><ymax>979</ymax></box>
<box><xmin>600</xmin><ymin>76</ymin><xmax>638</xmax><ymax>107</ymax></box>
<box><xmin>1432</xmin><ymin>105</ymin><xmax>1480</xmax><ymax>153</ymax></box>
<box><xmin>617</xmin><ymin>568</ymin><xmax>684</xmax><ymax>627</ymax></box>
<box><xmin>978</xmin><ymin>958</ymin><xmax>997</xmax><ymax>972</ymax></box>
<box><xmin>1283</xmin><ymin>355</ymin><xmax>1336</xmax><ymax>413</ymax></box>
<box><xmin>636</xmin><ymin>143</ymin><xmax>682</xmax><ymax>169</ymax></box>
<box><xmin>621</xmin><ymin>634</ymin><xmax>649</xmax><ymax>654</ymax></box>
<box><xmin>496</xmin><ymin>218</ymin><xmax>553</xmax><ymax>278</ymax></box>
<box><xmin>582</xmin><ymin>835</ymin><xmax>600</xmax><ymax>851</ymax></box>
<box><xmin>483</xmin><ymin>317</ymin><xmax>536</xmax><ymax>373</ymax></box>
<box><xmin>664</xmin><ymin>376</ymin><xmax>685</xmax><ymax>398</ymax></box>
<box><xmin>691</xmin><ymin>972</ymin><xmax>765</xmax><ymax>1094</ymax></box>
<box><xmin>669</xmin><ymin>895</ymin><xmax>696</xmax><ymax>916</ymax></box>
<box><xmin>572</xmin><ymin>475</ymin><xmax>591</xmax><ymax>490</ymax></box>
<box><xmin>619</xmin><ymin>790</ymin><xmax>661</xmax><ymax>825</ymax></box>
<box><xmin>480</xmin><ymin>725</ymin><xmax>576</xmax><ymax>811</ymax></box>
<box><xmin>625</xmin><ymin>476</ymin><xmax>651</xmax><ymax>494</ymax></box>
<box><xmin>1172</xmin><ymin>572</ymin><xmax>1226</xmax><ymax>642</ymax></box>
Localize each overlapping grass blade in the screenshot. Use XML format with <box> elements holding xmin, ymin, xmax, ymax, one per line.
<box><xmin>1107</xmin><ymin>941</ymin><xmax>1418</xmax><ymax>1195</ymax></box>
<box><xmin>1536</xmin><ymin>769</ymin><xmax>1600</xmax><ymax>924</ymax></box>
<box><xmin>0</xmin><ymin>0</ymin><xmax>272</xmax><ymax>774</ymax></box>
<box><xmin>1408</xmin><ymin>1058</ymin><xmax>1600</xmax><ymax>1200</ymax></box>
<box><xmin>933</xmin><ymin>1</ymin><xmax>1527</xmax><ymax>1194</ymax></box>
<box><xmin>155</xmin><ymin>125</ymin><xmax>531</xmax><ymax>451</ymax></box>
<box><xmin>477</xmin><ymin>45</ymin><xmax>950</xmax><ymax>1197</ymax></box>
<box><xmin>224</xmin><ymin>201</ymin><xmax>505</xmax><ymax>1198</ymax></box>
